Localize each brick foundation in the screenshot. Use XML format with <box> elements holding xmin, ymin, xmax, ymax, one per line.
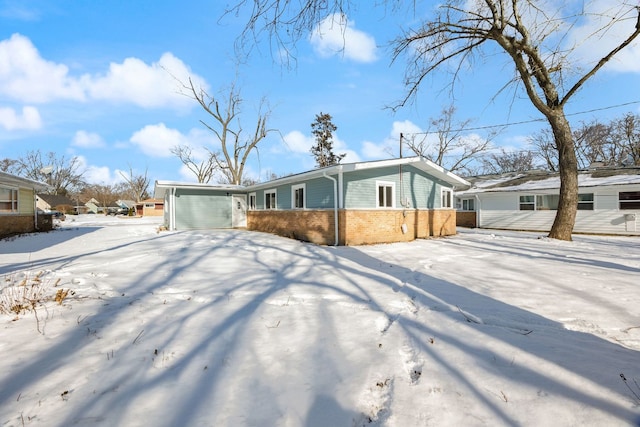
<box><xmin>456</xmin><ymin>211</ymin><xmax>477</xmax><ymax>228</ymax></box>
<box><xmin>247</xmin><ymin>209</ymin><xmax>457</xmax><ymax>246</ymax></box>
<box><xmin>0</xmin><ymin>214</ymin><xmax>53</xmax><ymax>238</ymax></box>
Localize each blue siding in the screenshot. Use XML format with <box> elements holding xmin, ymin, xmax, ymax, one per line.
<box><xmin>306</xmin><ymin>177</ymin><xmax>335</xmax><ymax>208</ymax></box>
<box><xmin>343</xmin><ymin>165</ymin><xmax>447</xmax><ymax>209</ymax></box>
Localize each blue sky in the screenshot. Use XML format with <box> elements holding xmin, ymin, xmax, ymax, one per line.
<box><xmin>1</xmin><ymin>1</ymin><xmax>639</xmax><ymax>186</ymax></box>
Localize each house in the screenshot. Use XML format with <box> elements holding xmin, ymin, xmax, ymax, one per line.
<box><xmin>36</xmin><ymin>193</ymin><xmax>77</xmax><ymax>214</ymax></box>
<box><xmin>136</xmin><ymin>198</ymin><xmax>164</xmax><ymax>217</ymax></box>
<box><xmin>155</xmin><ymin>157</ymin><xmax>470</xmax><ymax>245</ymax></box>
<box><xmin>0</xmin><ymin>171</ymin><xmax>52</xmax><ymax>238</ymax></box>
<box><xmin>455</xmin><ymin>167</ymin><xmax>640</xmax><ymax>235</ymax></box>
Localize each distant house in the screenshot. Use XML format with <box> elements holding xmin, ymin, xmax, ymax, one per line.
<box><xmin>155</xmin><ymin>157</ymin><xmax>470</xmax><ymax>245</ymax></box>
<box><xmin>36</xmin><ymin>194</ymin><xmax>76</xmax><ymax>214</ymax></box>
<box><xmin>455</xmin><ymin>167</ymin><xmax>640</xmax><ymax>235</ymax></box>
<box><xmin>136</xmin><ymin>198</ymin><xmax>164</xmax><ymax>217</ymax></box>
<box><xmin>0</xmin><ymin>171</ymin><xmax>51</xmax><ymax>238</ymax></box>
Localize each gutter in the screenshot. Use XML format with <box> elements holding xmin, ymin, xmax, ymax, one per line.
<box><xmin>322</xmin><ymin>171</ymin><xmax>339</xmax><ymax>246</ymax></box>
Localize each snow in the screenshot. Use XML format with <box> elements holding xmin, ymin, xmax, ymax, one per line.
<box><xmin>1</xmin><ymin>215</ymin><xmax>639</xmax><ymax>426</ymax></box>
<box><xmin>460</xmin><ymin>171</ymin><xmax>640</xmax><ymax>194</ymax></box>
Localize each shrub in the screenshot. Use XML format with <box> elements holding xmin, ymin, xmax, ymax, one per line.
<box><xmin>0</xmin><ymin>271</ymin><xmax>66</xmax><ymax>317</ymax></box>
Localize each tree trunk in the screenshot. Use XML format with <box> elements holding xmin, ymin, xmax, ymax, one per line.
<box><xmin>548</xmin><ymin>111</ymin><xmax>579</xmax><ymax>241</ymax></box>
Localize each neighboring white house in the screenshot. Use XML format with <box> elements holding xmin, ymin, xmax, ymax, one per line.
<box><xmin>455</xmin><ymin>167</ymin><xmax>640</xmax><ymax>235</ymax></box>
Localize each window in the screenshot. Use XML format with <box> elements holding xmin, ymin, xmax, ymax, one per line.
<box><xmin>292</xmin><ymin>184</ymin><xmax>305</xmax><ymax>209</ymax></box>
<box><xmin>457</xmin><ymin>198</ymin><xmax>475</xmax><ymax>211</ymax></box>
<box><xmin>248</xmin><ymin>192</ymin><xmax>256</xmax><ymax>210</ymax></box>
<box><xmin>519</xmin><ymin>195</ymin><xmax>535</xmax><ymax>210</ymax></box>
<box><xmin>441</xmin><ymin>189</ymin><xmax>452</xmax><ymax>208</ymax></box>
<box><xmin>0</xmin><ymin>187</ymin><xmax>18</xmax><ymax>213</ymax></box>
<box><xmin>619</xmin><ymin>191</ymin><xmax>640</xmax><ymax>210</ymax></box>
<box><xmin>535</xmin><ymin>195</ymin><xmax>559</xmax><ymax>210</ymax></box>
<box><xmin>264</xmin><ymin>189</ymin><xmax>277</xmax><ymax>210</ymax></box>
<box><xmin>376</xmin><ymin>181</ymin><xmax>394</xmax><ymax>208</ymax></box>
<box><xmin>577</xmin><ymin>193</ymin><xmax>594</xmax><ymax>211</ymax></box>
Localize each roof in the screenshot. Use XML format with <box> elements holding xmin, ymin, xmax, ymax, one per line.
<box><xmin>153</xmin><ymin>181</ymin><xmax>244</xmax><ymax>198</ymax></box>
<box><xmin>457</xmin><ymin>167</ymin><xmax>640</xmax><ymax>195</ymax></box>
<box><xmin>0</xmin><ymin>171</ymin><xmax>50</xmax><ymax>191</ymax></box>
<box><xmin>154</xmin><ymin>157</ymin><xmax>469</xmax><ymax>198</ymax></box>
<box><xmin>37</xmin><ymin>194</ymin><xmax>76</xmax><ymax>207</ymax></box>
<box><xmin>249</xmin><ymin>156</ymin><xmax>471</xmax><ymax>191</ymax></box>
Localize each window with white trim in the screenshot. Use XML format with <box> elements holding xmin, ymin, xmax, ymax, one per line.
<box><xmin>441</xmin><ymin>189</ymin><xmax>452</xmax><ymax>208</ymax></box>
<box><xmin>248</xmin><ymin>192</ymin><xmax>257</xmax><ymax>210</ymax></box>
<box><xmin>292</xmin><ymin>184</ymin><xmax>305</xmax><ymax>209</ymax></box>
<box><xmin>264</xmin><ymin>189</ymin><xmax>277</xmax><ymax>210</ymax></box>
<box><xmin>376</xmin><ymin>181</ymin><xmax>395</xmax><ymax>208</ymax></box>
<box><xmin>457</xmin><ymin>198</ymin><xmax>475</xmax><ymax>211</ymax></box>
<box><xmin>519</xmin><ymin>195</ymin><xmax>535</xmax><ymax>210</ymax></box>
<box><xmin>0</xmin><ymin>187</ymin><xmax>18</xmax><ymax>213</ymax></box>
<box><xmin>535</xmin><ymin>194</ymin><xmax>559</xmax><ymax>210</ymax></box>
<box><xmin>619</xmin><ymin>191</ymin><xmax>640</xmax><ymax>210</ymax></box>
<box><xmin>577</xmin><ymin>193</ymin><xmax>594</xmax><ymax>211</ymax></box>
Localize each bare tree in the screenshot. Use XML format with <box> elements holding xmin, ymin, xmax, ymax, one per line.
<box><xmin>181</xmin><ymin>78</ymin><xmax>273</xmax><ymax>185</ymax></box>
<box><xmin>612</xmin><ymin>113</ymin><xmax>640</xmax><ymax>165</ymax></box>
<box><xmin>529</xmin><ymin>128</ymin><xmax>558</xmax><ymax>172</ymax></box>
<box><xmin>14</xmin><ymin>150</ymin><xmax>85</xmax><ymax>196</ymax></box>
<box><xmin>481</xmin><ymin>148</ymin><xmax>536</xmax><ymax>174</ymax></box>
<box><xmin>404</xmin><ymin>105</ymin><xmax>493</xmax><ymax>175</ymax></box>
<box><xmin>229</xmin><ymin>1</ymin><xmax>640</xmax><ymax>240</ymax></box>
<box><xmin>170</xmin><ymin>145</ymin><xmax>218</xmax><ymax>184</ymax></box>
<box><xmin>0</xmin><ymin>158</ymin><xmax>18</xmax><ymax>173</ymax></box>
<box><xmin>119</xmin><ymin>165</ymin><xmax>151</xmax><ymax>202</ymax></box>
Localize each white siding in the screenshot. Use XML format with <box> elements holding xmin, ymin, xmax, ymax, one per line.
<box><xmin>476</xmin><ymin>185</ymin><xmax>640</xmax><ymax>235</ymax></box>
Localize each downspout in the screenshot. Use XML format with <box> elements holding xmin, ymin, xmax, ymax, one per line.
<box><xmin>322</xmin><ymin>171</ymin><xmax>339</xmax><ymax>246</ymax></box>
<box><xmin>170</xmin><ymin>187</ymin><xmax>176</xmax><ymax>231</ymax></box>
<box><xmin>474</xmin><ymin>194</ymin><xmax>481</xmax><ymax>228</ymax></box>
<box><xmin>34</xmin><ymin>192</ymin><xmax>39</xmax><ymax>230</ymax></box>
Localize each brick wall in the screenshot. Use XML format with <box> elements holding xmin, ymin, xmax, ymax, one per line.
<box><xmin>456</xmin><ymin>211</ymin><xmax>477</xmax><ymax>228</ymax></box>
<box><xmin>248</xmin><ymin>208</ymin><xmax>457</xmax><ymax>246</ymax></box>
<box><xmin>0</xmin><ymin>214</ymin><xmax>53</xmax><ymax>238</ymax></box>
<box><xmin>248</xmin><ymin>210</ymin><xmax>337</xmax><ymax>245</ymax></box>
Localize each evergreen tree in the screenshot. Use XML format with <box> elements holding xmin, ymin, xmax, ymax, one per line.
<box><xmin>310</xmin><ymin>112</ymin><xmax>345</xmax><ymax>168</ymax></box>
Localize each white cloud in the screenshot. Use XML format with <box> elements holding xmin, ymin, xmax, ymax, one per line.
<box><xmin>0</xmin><ymin>34</ymin><xmax>85</xmax><ymax>103</ymax></box>
<box><xmin>72</xmin><ymin>130</ymin><xmax>105</xmax><ymax>148</ymax></box>
<box><xmin>86</xmin><ymin>52</ymin><xmax>207</xmax><ymax>109</ymax></box>
<box><xmin>130</xmin><ymin>123</ymin><xmax>188</xmax><ymax>158</ymax></box>
<box><xmin>0</xmin><ymin>105</ymin><xmax>42</xmax><ymax>130</ymax></box>
<box><xmin>282</xmin><ymin>130</ymin><xmax>315</xmax><ymax>154</ymax></box>
<box><xmin>361</xmin><ymin>120</ymin><xmax>423</xmax><ymax>159</ymax></box>
<box><xmin>0</xmin><ymin>33</ymin><xmax>208</xmax><ymax>108</ymax></box>
<box><xmin>566</xmin><ymin>3</ymin><xmax>640</xmax><ymax>72</ymax></box>
<box><xmin>310</xmin><ymin>14</ymin><xmax>377</xmax><ymax>63</ymax></box>
<box><xmin>74</xmin><ymin>155</ymin><xmax>125</xmax><ymax>185</ymax></box>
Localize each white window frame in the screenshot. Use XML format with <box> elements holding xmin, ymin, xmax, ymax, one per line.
<box><xmin>264</xmin><ymin>189</ymin><xmax>277</xmax><ymax>210</ymax></box>
<box><xmin>376</xmin><ymin>181</ymin><xmax>395</xmax><ymax>208</ymax></box>
<box><xmin>248</xmin><ymin>192</ymin><xmax>257</xmax><ymax>210</ymax></box>
<box><xmin>457</xmin><ymin>198</ymin><xmax>475</xmax><ymax>211</ymax></box>
<box><xmin>577</xmin><ymin>193</ymin><xmax>594</xmax><ymax>211</ymax></box>
<box><xmin>441</xmin><ymin>188</ymin><xmax>453</xmax><ymax>208</ymax></box>
<box><xmin>519</xmin><ymin>195</ymin><xmax>535</xmax><ymax>210</ymax></box>
<box><xmin>0</xmin><ymin>186</ymin><xmax>18</xmax><ymax>213</ymax></box>
<box><xmin>292</xmin><ymin>184</ymin><xmax>306</xmax><ymax>209</ymax></box>
<box><xmin>619</xmin><ymin>191</ymin><xmax>640</xmax><ymax>210</ymax></box>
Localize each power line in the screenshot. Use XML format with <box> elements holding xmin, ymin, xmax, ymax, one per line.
<box><xmin>404</xmin><ymin>100</ymin><xmax>640</xmax><ymax>136</ymax></box>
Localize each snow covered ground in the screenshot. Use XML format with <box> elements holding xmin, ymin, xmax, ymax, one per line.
<box><xmin>0</xmin><ymin>214</ymin><xmax>639</xmax><ymax>426</ymax></box>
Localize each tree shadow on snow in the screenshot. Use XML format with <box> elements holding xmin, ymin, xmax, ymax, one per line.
<box><xmin>0</xmin><ymin>228</ymin><xmax>638</xmax><ymax>426</ymax></box>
